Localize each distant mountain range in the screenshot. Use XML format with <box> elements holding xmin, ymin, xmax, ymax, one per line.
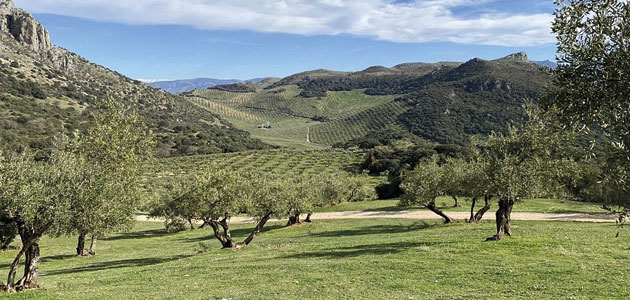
<box><xmin>533</xmin><ymin>60</ymin><xmax>558</xmax><ymax>69</ymax></box>
<box><xmin>145</xmin><ymin>78</ymin><xmax>269</xmax><ymax>94</ymax></box>
<box><xmin>149</xmin><ymin>59</ymin><xmax>556</xmax><ymax>94</ymax></box>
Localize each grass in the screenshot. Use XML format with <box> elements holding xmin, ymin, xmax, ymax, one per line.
<box><xmin>1</xmin><ymin>219</ymin><xmax>628</xmax><ymax>299</ymax></box>
<box><xmin>315</xmin><ymin>197</ymin><xmax>611</xmax><ymax>215</ymax></box>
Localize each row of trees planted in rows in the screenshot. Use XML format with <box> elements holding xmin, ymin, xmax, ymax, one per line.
<box><xmin>400</xmin><ymin>105</ymin><xmax>580</xmax><ymax>240</ymax></box>
<box><xmin>150</xmin><ymin>171</ymin><xmax>375</xmax><ymax>248</ymax></box>
<box><xmin>400</xmin><ymin>0</ymin><xmax>630</xmax><ymax>239</ymax></box>
<box><xmin>0</xmin><ymin>100</ymin><xmax>153</xmax><ymax>292</ymax></box>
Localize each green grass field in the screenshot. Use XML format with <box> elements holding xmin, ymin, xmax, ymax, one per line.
<box><xmin>2</xmin><ymin>219</ymin><xmax>628</xmax><ymax>299</ymax></box>
<box><xmin>315</xmin><ymin>197</ymin><xmax>611</xmax><ymax>215</ymax></box>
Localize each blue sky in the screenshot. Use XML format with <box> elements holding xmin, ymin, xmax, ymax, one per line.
<box><xmin>17</xmin><ymin>0</ymin><xmax>558</xmax><ymax>80</ymax></box>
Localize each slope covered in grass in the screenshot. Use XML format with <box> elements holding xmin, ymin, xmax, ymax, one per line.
<box><xmin>1</xmin><ymin>219</ymin><xmax>627</xmax><ymax>299</ymax></box>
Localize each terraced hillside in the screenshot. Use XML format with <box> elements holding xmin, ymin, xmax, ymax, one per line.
<box><xmin>186</xmin><ymin>53</ymin><xmax>552</xmax><ymax>148</ymax></box>
<box><xmin>185</xmin><ymin>86</ymin><xmax>402</xmax><ymax>148</ymax></box>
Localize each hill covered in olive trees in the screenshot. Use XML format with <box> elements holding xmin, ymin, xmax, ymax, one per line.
<box><xmin>185</xmin><ymin>52</ymin><xmax>553</xmax><ymax>148</ymax></box>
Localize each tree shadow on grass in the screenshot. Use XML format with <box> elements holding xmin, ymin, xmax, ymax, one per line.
<box><xmin>177</xmin><ymin>224</ymin><xmax>285</xmax><ymax>243</ymax></box>
<box><xmin>282</xmin><ymin>241</ymin><xmax>448</xmax><ymax>259</ymax></box>
<box><xmin>102</xmin><ymin>229</ymin><xmax>169</xmax><ymax>241</ymax></box>
<box><xmin>304</xmin><ymin>221</ymin><xmax>441</xmax><ymax>238</ymax></box>
<box><xmin>43</xmin><ymin>254</ymin><xmax>194</xmax><ymax>276</ymax></box>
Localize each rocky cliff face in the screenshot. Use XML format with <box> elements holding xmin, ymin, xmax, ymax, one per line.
<box><xmin>0</xmin><ymin>0</ymin><xmax>53</xmax><ymax>54</ymax></box>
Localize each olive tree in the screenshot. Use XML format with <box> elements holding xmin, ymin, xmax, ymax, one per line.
<box><xmin>546</xmin><ymin>0</ymin><xmax>630</xmax><ymax>209</ymax></box>
<box><xmin>481</xmin><ymin>107</ymin><xmax>573</xmax><ymax>241</ymax></box>
<box><xmin>400</xmin><ymin>156</ymin><xmax>454</xmax><ymax>224</ymax></box>
<box><xmin>154</xmin><ymin>170</ymin><xmax>287</xmax><ymax>249</ymax></box>
<box><xmin>285</xmin><ymin>174</ymin><xmax>320</xmax><ymax>226</ymax></box>
<box><xmin>0</xmin><ymin>151</ymin><xmax>83</xmax><ymax>292</ymax></box>
<box><xmin>66</xmin><ymin>101</ymin><xmax>154</xmax><ymax>256</ymax></box>
<box><xmin>295</xmin><ymin>173</ymin><xmax>376</xmax><ymax>224</ymax></box>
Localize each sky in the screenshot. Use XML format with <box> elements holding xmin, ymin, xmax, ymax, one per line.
<box><xmin>15</xmin><ymin>0</ymin><xmax>559</xmax><ymax>81</ymax></box>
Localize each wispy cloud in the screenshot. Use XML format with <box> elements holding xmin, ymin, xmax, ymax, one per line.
<box><xmin>15</xmin><ymin>0</ymin><xmax>554</xmax><ymax>46</ymax></box>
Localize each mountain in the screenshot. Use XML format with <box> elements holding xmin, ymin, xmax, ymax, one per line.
<box><xmin>533</xmin><ymin>60</ymin><xmax>558</xmax><ymax>70</ymax></box>
<box><xmin>147</xmin><ymin>77</ymin><xmax>269</xmax><ymax>94</ymax></box>
<box><xmin>184</xmin><ymin>52</ymin><xmax>553</xmax><ymax>148</ymax></box>
<box><xmin>0</xmin><ymin>0</ymin><xmax>269</xmax><ymax>157</ymax></box>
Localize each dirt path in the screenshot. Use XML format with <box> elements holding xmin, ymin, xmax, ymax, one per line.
<box><xmin>137</xmin><ymin>210</ymin><xmax>616</xmax><ymax>224</ymax></box>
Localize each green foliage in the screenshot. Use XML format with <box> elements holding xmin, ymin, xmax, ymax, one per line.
<box><xmin>64</xmin><ymin>100</ymin><xmax>155</xmax><ymax>239</ymax></box>
<box><xmin>548</xmin><ymin>0</ymin><xmax>630</xmax><ymax>208</ymax></box>
<box><xmin>474</xmin><ymin>106</ymin><xmax>575</xmax><ymax>201</ymax></box>
<box><xmin>399</xmin><ymin>58</ymin><xmax>551</xmax><ymax>145</ymax></box>
<box><xmin>399</xmin><ymin>156</ymin><xmax>444</xmax><ymax>208</ymax></box>
<box><xmin>0</xmin><ymin>151</ymin><xmax>83</xmax><ymax>237</ymax></box>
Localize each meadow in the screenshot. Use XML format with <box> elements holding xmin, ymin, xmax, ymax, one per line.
<box><xmin>1</xmin><ymin>218</ymin><xmax>628</xmax><ymax>299</ymax></box>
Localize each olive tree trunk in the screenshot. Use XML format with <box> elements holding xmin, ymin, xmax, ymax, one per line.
<box><xmin>469</xmin><ymin>196</ymin><xmax>492</xmax><ymax>224</ymax></box>
<box><xmin>16</xmin><ymin>242</ymin><xmax>40</xmax><ymax>290</ymax></box>
<box><xmin>88</xmin><ymin>234</ymin><xmax>98</xmax><ymax>256</ymax></box>
<box><xmin>473</xmin><ymin>196</ymin><xmax>492</xmax><ymax>223</ymax></box>
<box><xmin>426</xmin><ymin>201</ymin><xmax>453</xmax><ymax>224</ymax></box>
<box><xmin>287</xmin><ymin>213</ymin><xmax>301</xmax><ymax>226</ymax></box>
<box><xmin>304</xmin><ymin>213</ymin><xmax>312</xmax><ymax>223</ymax></box>
<box><xmin>207</xmin><ymin>213</ymin><xmax>273</xmax><ymax>249</ymax></box>
<box><xmin>76</xmin><ymin>233</ymin><xmax>87</xmax><ymax>256</ymax></box>
<box><xmin>238</xmin><ymin>212</ymin><xmax>273</xmax><ymax>247</ymax></box>
<box><xmin>486</xmin><ymin>198</ymin><xmax>514</xmax><ymax>241</ymax></box>
<box><xmin>468</xmin><ymin>197</ymin><xmax>478</xmax><ymax>223</ymax></box>
<box><xmin>208</xmin><ymin>218</ymin><xmax>234</xmax><ymax>249</ymax></box>
<box><xmin>6</xmin><ymin>226</ymin><xmax>45</xmax><ymax>292</ymax></box>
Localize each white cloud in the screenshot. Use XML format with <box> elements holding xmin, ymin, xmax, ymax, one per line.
<box><xmin>14</xmin><ymin>0</ymin><xmax>555</xmax><ymax>46</ymax></box>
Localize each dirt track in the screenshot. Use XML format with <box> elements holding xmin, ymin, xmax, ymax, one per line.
<box><xmin>137</xmin><ymin>210</ymin><xmax>617</xmax><ymax>224</ymax></box>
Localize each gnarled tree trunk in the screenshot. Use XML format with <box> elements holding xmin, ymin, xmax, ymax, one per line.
<box><xmin>469</xmin><ymin>195</ymin><xmax>492</xmax><ymax>224</ymax></box>
<box><xmin>88</xmin><ymin>234</ymin><xmax>98</xmax><ymax>256</ymax></box>
<box><xmin>16</xmin><ymin>242</ymin><xmax>40</xmax><ymax>290</ymax></box>
<box><xmin>304</xmin><ymin>213</ymin><xmax>312</xmax><ymax>223</ymax></box>
<box><xmin>208</xmin><ymin>217</ymin><xmax>234</xmax><ymax>249</ymax></box>
<box><xmin>468</xmin><ymin>197</ymin><xmax>478</xmax><ymax>223</ymax></box>
<box><xmin>427</xmin><ymin>201</ymin><xmax>453</xmax><ymax>224</ymax></box>
<box><xmin>238</xmin><ymin>212</ymin><xmax>273</xmax><ymax>247</ymax></box>
<box><xmin>287</xmin><ymin>213</ymin><xmax>301</xmax><ymax>226</ymax></box>
<box><xmin>76</xmin><ymin>233</ymin><xmax>87</xmax><ymax>256</ymax></box>
<box><xmin>486</xmin><ymin>198</ymin><xmax>514</xmax><ymax>241</ymax></box>
<box><xmin>473</xmin><ymin>196</ymin><xmax>492</xmax><ymax>223</ymax></box>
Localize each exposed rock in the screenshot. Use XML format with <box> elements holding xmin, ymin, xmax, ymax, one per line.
<box><xmin>0</xmin><ymin>0</ymin><xmax>53</xmax><ymax>54</ymax></box>
<box><xmin>500</xmin><ymin>51</ymin><xmax>529</xmax><ymax>61</ymax></box>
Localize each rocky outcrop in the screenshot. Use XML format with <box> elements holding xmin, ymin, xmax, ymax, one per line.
<box><xmin>0</xmin><ymin>0</ymin><xmax>53</xmax><ymax>54</ymax></box>
<box><xmin>500</xmin><ymin>51</ymin><xmax>529</xmax><ymax>62</ymax></box>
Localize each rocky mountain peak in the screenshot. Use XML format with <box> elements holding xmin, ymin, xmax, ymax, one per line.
<box><xmin>0</xmin><ymin>0</ymin><xmax>53</xmax><ymax>54</ymax></box>
<box><xmin>500</xmin><ymin>51</ymin><xmax>529</xmax><ymax>61</ymax></box>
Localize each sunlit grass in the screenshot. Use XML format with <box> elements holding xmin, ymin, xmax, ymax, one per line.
<box><xmin>1</xmin><ymin>219</ymin><xmax>628</xmax><ymax>299</ymax></box>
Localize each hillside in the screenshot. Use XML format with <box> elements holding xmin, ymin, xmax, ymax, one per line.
<box><xmin>147</xmin><ymin>77</ymin><xmax>270</xmax><ymax>94</ymax></box>
<box><xmin>0</xmin><ymin>0</ymin><xmax>269</xmax><ymax>157</ymax></box>
<box><xmin>185</xmin><ymin>53</ymin><xmax>553</xmax><ymax>148</ymax></box>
